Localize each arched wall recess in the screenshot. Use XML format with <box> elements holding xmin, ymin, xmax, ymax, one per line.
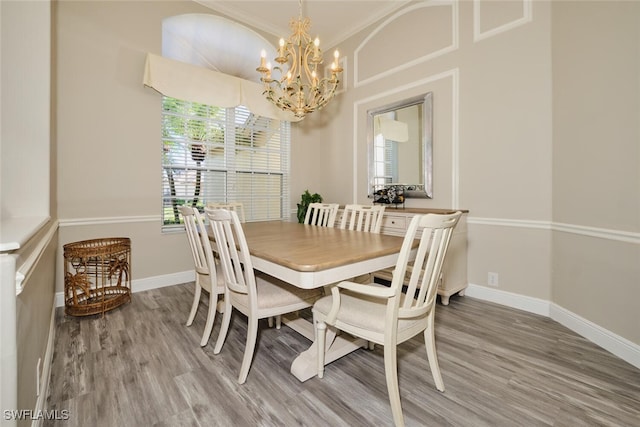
<box><xmin>354</xmin><ymin>1</ymin><xmax>458</xmax><ymax>88</ymax></box>
<box><xmin>162</xmin><ymin>13</ymin><xmax>277</xmax><ymax>83</ymax></box>
<box><xmin>148</xmin><ymin>14</ymin><xmax>300</xmax><ymax>121</ymax></box>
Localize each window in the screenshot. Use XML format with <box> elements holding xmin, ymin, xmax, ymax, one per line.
<box><xmin>161</xmin><ymin>97</ymin><xmax>290</xmax><ymax>230</ymax></box>
<box><xmin>372</xmin><ymin>133</ymin><xmax>398</xmax><ymax>186</ymax></box>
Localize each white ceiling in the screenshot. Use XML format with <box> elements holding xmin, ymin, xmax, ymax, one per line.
<box><xmin>195</xmin><ymin>0</ymin><xmax>411</xmax><ymax>49</ymax></box>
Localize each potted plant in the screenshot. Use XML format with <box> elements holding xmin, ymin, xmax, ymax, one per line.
<box><xmin>296</xmin><ymin>190</ymin><xmax>323</xmax><ymax>223</ymax></box>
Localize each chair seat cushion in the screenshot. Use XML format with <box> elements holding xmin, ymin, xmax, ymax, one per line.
<box><xmin>198</xmin><ymin>260</ymin><xmax>226</xmax><ymax>293</ymax></box>
<box><xmin>313</xmin><ymin>284</ymin><xmax>423</xmax><ymax>334</ymax></box>
<box><xmin>231</xmin><ymin>271</ymin><xmax>322</xmax><ymax>310</ymax></box>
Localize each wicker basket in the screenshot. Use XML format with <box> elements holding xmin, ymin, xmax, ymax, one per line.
<box><xmin>64</xmin><ymin>237</ymin><xmax>131</xmax><ymax>316</ymax></box>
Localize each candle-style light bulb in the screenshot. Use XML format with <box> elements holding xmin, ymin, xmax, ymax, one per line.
<box><xmin>260</xmin><ymin>49</ymin><xmax>267</xmax><ymax>67</ymax></box>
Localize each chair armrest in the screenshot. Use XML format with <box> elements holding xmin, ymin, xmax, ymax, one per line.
<box><xmin>325</xmin><ymin>280</ymin><xmax>394</xmax><ymax>324</ymax></box>
<box><xmin>337</xmin><ymin>280</ymin><xmax>395</xmax><ymax>298</ymax></box>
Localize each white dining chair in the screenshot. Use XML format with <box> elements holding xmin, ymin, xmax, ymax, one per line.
<box><xmin>206</xmin><ymin>201</ymin><xmax>246</xmax><ymax>223</ymax></box>
<box><xmin>179</xmin><ymin>206</ymin><xmax>226</xmax><ymax>347</ymax></box>
<box><xmin>339</xmin><ymin>204</ymin><xmax>385</xmax><ymax>233</ymax></box>
<box><xmin>313</xmin><ymin>211</ymin><xmax>462</xmax><ymax>427</ymax></box>
<box><xmin>206</xmin><ymin>208</ymin><xmax>323</xmax><ymax>384</ymax></box>
<box><xmin>304</xmin><ymin>202</ymin><xmax>339</xmax><ymax>227</ymax></box>
<box><xmin>206</xmin><ymin>201</ymin><xmax>285</xmax><ymax>328</ymax></box>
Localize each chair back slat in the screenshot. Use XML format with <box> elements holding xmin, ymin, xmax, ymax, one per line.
<box><xmin>206</xmin><ymin>208</ymin><xmax>256</xmax><ymax>300</ymax></box>
<box><xmin>304</xmin><ymin>203</ymin><xmax>339</xmax><ymax>227</ymax></box>
<box><xmin>206</xmin><ymin>202</ymin><xmax>246</xmax><ymax>223</ymax></box>
<box><xmin>395</xmin><ymin>212</ymin><xmax>461</xmax><ymax>316</ymax></box>
<box><xmin>179</xmin><ymin>206</ymin><xmax>216</xmax><ymax>277</ymax></box>
<box><xmin>340</xmin><ymin>204</ymin><xmax>385</xmax><ymax>233</ymax></box>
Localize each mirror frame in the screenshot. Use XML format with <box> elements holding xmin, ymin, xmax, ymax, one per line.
<box><xmin>367</xmin><ymin>92</ymin><xmax>433</xmax><ymax>199</ymax></box>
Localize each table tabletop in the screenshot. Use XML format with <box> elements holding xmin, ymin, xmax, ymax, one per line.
<box><xmin>208</xmin><ymin>220</ymin><xmax>411</xmax><ymax>289</ymax></box>
<box><xmin>241</xmin><ymin>220</ymin><xmax>407</xmax><ymax>272</ymax></box>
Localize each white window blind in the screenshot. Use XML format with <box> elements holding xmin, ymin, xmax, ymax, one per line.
<box><xmin>161</xmin><ymin>97</ymin><xmax>290</xmax><ymax>230</ymax></box>
<box><xmin>372</xmin><ymin>134</ymin><xmax>398</xmax><ymax>186</ymax></box>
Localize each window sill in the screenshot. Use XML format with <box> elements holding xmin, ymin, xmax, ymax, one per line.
<box><xmin>0</xmin><ymin>216</ymin><xmax>51</xmax><ymax>252</ymax></box>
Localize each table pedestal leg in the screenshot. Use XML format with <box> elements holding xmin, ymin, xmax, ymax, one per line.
<box><xmin>290</xmin><ymin>326</ymin><xmax>366</xmax><ymax>382</ymax></box>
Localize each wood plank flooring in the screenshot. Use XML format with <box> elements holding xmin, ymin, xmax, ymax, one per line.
<box><xmin>45</xmin><ymin>283</ymin><xmax>640</xmax><ymax>427</ymax></box>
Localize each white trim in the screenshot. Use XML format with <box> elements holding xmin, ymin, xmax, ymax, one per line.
<box><xmin>354</xmin><ymin>1</ymin><xmax>458</xmax><ymax>88</ymax></box>
<box><xmin>0</xmin><ymin>216</ymin><xmax>50</xmax><ymax>252</ymax></box>
<box><xmin>553</xmin><ymin>221</ymin><xmax>640</xmax><ymax>244</ymax></box>
<box><xmin>57</xmin><ymin>215</ymin><xmax>639</xmax><ymax>245</ymax></box>
<box><xmin>353</xmin><ymin>69</ymin><xmax>460</xmax><ymax>205</ymax></box>
<box><xmin>55</xmin><ymin>270</ymin><xmax>195</xmax><ymax>308</ymax></box>
<box><xmin>465</xmin><ymin>283</ymin><xmax>550</xmax><ymax>316</ymax></box>
<box><xmin>467</xmin><ymin>217</ymin><xmax>640</xmax><ymax>244</ymax></box>
<box><xmin>450</xmin><ymin>68</ymin><xmax>460</xmax><ymax>209</ymax></box>
<box><xmin>467</xmin><ymin>216</ymin><xmax>551</xmax><ymax>230</ymax></box>
<box><xmin>16</xmin><ymin>220</ymin><xmax>58</xmax><ymax>295</ymax></box>
<box><xmin>58</xmin><ymin>215</ymin><xmax>159</xmax><ymax>227</ymax></box>
<box><xmin>473</xmin><ymin>0</ymin><xmax>533</xmax><ymax>43</ymax></box>
<box><xmin>51</xmin><ymin>266</ymin><xmax>640</xmax><ymax>371</ymax></box>
<box><xmin>466</xmin><ymin>284</ymin><xmax>640</xmax><ymax>370</ymax></box>
<box><xmin>31</xmin><ymin>300</ymin><xmax>56</xmax><ymax>427</ymax></box>
<box><xmin>550</xmin><ymin>303</ymin><xmax>640</xmax><ymax>370</ymax></box>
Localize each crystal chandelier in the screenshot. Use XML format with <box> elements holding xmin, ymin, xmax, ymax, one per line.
<box><xmin>257</xmin><ymin>0</ymin><xmax>343</xmax><ymax>119</ymax></box>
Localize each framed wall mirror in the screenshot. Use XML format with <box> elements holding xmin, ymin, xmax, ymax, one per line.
<box><xmin>367</xmin><ymin>92</ymin><xmax>433</xmax><ymax>201</ymax></box>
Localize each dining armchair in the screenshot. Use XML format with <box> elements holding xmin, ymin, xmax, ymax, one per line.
<box><xmin>179</xmin><ymin>206</ymin><xmax>226</xmax><ymax>347</ymax></box>
<box><xmin>304</xmin><ymin>202</ymin><xmax>339</xmax><ymax>227</ymax></box>
<box><xmin>206</xmin><ymin>208</ymin><xmax>323</xmax><ymax>384</ymax></box>
<box><xmin>313</xmin><ymin>211</ymin><xmax>462</xmax><ymax>427</ymax></box>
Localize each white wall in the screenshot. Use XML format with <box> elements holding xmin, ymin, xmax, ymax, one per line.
<box><xmin>551</xmin><ymin>1</ymin><xmax>640</xmax><ymax>344</ymax></box>
<box><xmin>52</xmin><ymin>0</ymin><xmax>639</xmax><ymax>360</ymax></box>
<box><xmin>1</xmin><ymin>0</ymin><xmax>57</xmax><ymax>420</ymax></box>
<box><xmin>55</xmin><ymin>1</ymin><xmax>217</xmax><ymax>292</ymax></box>
<box><xmin>295</xmin><ymin>0</ymin><xmax>639</xmax><ymax>354</ymax></box>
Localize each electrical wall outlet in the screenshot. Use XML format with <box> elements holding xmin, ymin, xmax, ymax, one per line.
<box><xmin>488</xmin><ymin>272</ymin><xmax>499</xmax><ymax>287</ymax></box>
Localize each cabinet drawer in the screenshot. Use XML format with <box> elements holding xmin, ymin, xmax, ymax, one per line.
<box><xmin>382</xmin><ymin>215</ymin><xmax>406</xmax><ymax>232</ymax></box>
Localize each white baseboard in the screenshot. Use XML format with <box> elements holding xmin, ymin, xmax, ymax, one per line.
<box><xmin>53</xmin><ymin>275</ymin><xmax>640</xmax><ymax>370</ymax></box>
<box><xmin>465</xmin><ymin>283</ymin><xmax>551</xmax><ymax>316</ymax></box>
<box><xmin>55</xmin><ymin>270</ymin><xmax>195</xmax><ymax>308</ymax></box>
<box><xmin>550</xmin><ymin>303</ymin><xmax>640</xmax><ymax>370</ymax></box>
<box><xmin>466</xmin><ymin>283</ymin><xmax>640</xmax><ymax>370</ymax></box>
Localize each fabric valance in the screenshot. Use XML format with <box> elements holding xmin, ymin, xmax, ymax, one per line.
<box><xmin>143</xmin><ymin>53</ymin><xmax>300</xmax><ymax>122</ymax></box>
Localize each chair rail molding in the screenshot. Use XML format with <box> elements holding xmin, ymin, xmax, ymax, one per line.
<box><xmin>58</xmin><ymin>215</ymin><xmax>160</xmax><ymax>227</ymax></box>
<box><xmin>467</xmin><ymin>216</ymin><xmax>640</xmax><ymax>244</ymax></box>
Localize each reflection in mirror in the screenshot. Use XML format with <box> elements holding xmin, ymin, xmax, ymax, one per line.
<box><xmin>368</xmin><ymin>92</ymin><xmax>433</xmax><ymax>200</ymax></box>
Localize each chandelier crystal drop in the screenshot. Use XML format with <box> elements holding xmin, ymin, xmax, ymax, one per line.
<box><xmin>257</xmin><ymin>0</ymin><xmax>343</xmax><ymax>119</ymax></box>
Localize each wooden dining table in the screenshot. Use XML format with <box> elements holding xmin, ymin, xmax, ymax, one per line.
<box><xmin>212</xmin><ymin>220</ymin><xmax>414</xmax><ymax>382</ymax></box>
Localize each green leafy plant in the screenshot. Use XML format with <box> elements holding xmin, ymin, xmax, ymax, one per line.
<box><xmin>296</xmin><ymin>190</ymin><xmax>323</xmax><ymax>223</ymax></box>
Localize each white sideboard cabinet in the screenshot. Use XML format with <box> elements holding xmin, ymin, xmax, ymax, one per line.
<box><xmin>376</xmin><ymin>207</ymin><xmax>468</xmax><ymax>305</ymax></box>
